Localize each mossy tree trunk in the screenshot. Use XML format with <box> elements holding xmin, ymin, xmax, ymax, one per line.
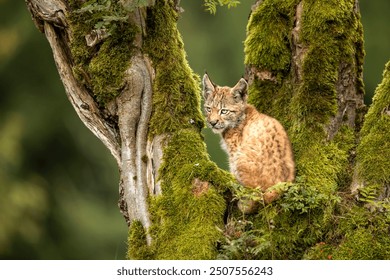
<box><xmin>25</xmin><ymin>0</ymin><xmax>390</xmax><ymax>260</ymax></box>
<box><xmin>246</xmin><ymin>0</ymin><xmax>366</xmax><ymax>195</ymax></box>
<box><xmin>25</xmin><ymin>0</ymin><xmax>232</xmax><ymax>259</ymax></box>
<box><xmin>236</xmin><ymin>0</ymin><xmax>390</xmax><ymax>260</ymax></box>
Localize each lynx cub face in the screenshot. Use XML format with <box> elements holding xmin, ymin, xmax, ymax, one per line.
<box><xmin>202</xmin><ymin>74</ymin><xmax>295</xmax><ymax>213</ymax></box>
<box><xmin>203</xmin><ymin>75</ymin><xmax>248</xmax><ymax>133</ymax></box>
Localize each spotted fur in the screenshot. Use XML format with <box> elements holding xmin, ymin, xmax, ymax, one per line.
<box><xmin>202</xmin><ymin>74</ymin><xmax>295</xmax><ymax>212</ymax></box>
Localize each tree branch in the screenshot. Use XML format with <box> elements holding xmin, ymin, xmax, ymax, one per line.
<box><xmin>25</xmin><ymin>0</ymin><xmax>68</xmax><ymax>32</ymax></box>
<box><xmin>44</xmin><ymin>23</ymin><xmax>122</xmax><ymax>165</ymax></box>
<box><xmin>26</xmin><ymin>1</ymin><xmax>159</xmax><ymax>240</ymax></box>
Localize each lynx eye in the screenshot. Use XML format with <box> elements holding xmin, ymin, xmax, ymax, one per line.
<box><xmin>205</xmin><ymin>107</ymin><xmax>211</xmax><ymax>113</ymax></box>
<box><xmin>220</xmin><ymin>109</ymin><xmax>229</xmax><ymax>115</ymax></box>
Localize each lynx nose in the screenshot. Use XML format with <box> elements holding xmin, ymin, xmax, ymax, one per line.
<box><xmin>209</xmin><ymin>120</ymin><xmax>218</xmax><ymax>127</ymax></box>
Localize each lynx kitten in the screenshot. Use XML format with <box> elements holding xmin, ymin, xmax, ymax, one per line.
<box><xmin>202</xmin><ymin>74</ymin><xmax>295</xmax><ymax>213</ymax></box>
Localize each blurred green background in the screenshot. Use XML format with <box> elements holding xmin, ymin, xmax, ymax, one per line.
<box><xmin>0</xmin><ymin>0</ymin><xmax>389</xmax><ymax>259</ymax></box>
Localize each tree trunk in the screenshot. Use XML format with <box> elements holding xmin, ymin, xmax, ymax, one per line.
<box><xmin>245</xmin><ymin>0</ymin><xmax>367</xmax><ymax>194</ymax></box>
<box><xmin>356</xmin><ymin>61</ymin><xmax>390</xmax><ymax>202</ymax></box>
<box><xmin>25</xmin><ymin>0</ymin><xmax>232</xmax><ymax>259</ymax></box>
<box><xmin>25</xmin><ymin>0</ymin><xmax>390</xmax><ymax>260</ymax></box>
<box><xmin>26</xmin><ymin>0</ymin><xmax>154</xmax><ymax>243</ymax></box>
<box><xmin>239</xmin><ymin>0</ymin><xmax>390</xmax><ymax>260</ymax></box>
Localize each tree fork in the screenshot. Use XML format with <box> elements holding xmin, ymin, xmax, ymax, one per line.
<box><xmin>25</xmin><ymin>0</ymin><xmax>157</xmax><ymax>243</ymax></box>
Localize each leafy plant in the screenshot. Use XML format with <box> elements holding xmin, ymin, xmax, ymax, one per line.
<box><xmin>75</xmin><ymin>0</ymin><xmax>131</xmax><ymax>33</ymax></box>
<box><xmin>218</xmin><ymin>178</ymin><xmax>342</xmax><ymax>259</ymax></box>
<box><xmin>203</xmin><ymin>0</ymin><xmax>241</xmax><ymax>14</ymax></box>
<box><xmin>218</xmin><ymin>218</ymin><xmax>272</xmax><ymax>260</ymax></box>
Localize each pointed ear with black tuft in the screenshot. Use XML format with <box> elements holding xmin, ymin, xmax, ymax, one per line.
<box><xmin>202</xmin><ymin>73</ymin><xmax>215</xmax><ymax>100</ymax></box>
<box><xmin>232</xmin><ymin>78</ymin><xmax>248</xmax><ymax>102</ymax></box>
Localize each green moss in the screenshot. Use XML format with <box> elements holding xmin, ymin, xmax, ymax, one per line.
<box><xmin>235</xmin><ymin>0</ymin><xmax>365</xmax><ymax>260</ymax></box>
<box><xmin>244</xmin><ymin>0</ymin><xmax>298</xmax><ymax>73</ymax></box>
<box><xmin>129</xmin><ymin>0</ymin><xmax>235</xmax><ymax>259</ymax></box>
<box><xmin>127</xmin><ymin>220</ymin><xmax>152</xmax><ymax>260</ymax></box>
<box><xmin>220</xmin><ymin>182</ymin><xmax>340</xmax><ymax>259</ymax></box>
<box><xmin>145</xmin><ymin>0</ymin><xmax>205</xmax><ymax>136</ymax></box>
<box><xmin>303</xmin><ymin>242</ymin><xmax>334</xmax><ymax>260</ymax></box>
<box><xmin>220</xmin><ymin>1</ymin><xmax>389</xmax><ymax>261</ymax></box>
<box><xmin>295</xmin><ymin>141</ymin><xmax>350</xmax><ymax>193</ymax></box>
<box><xmin>149</xmin><ymin>129</ymin><xmax>233</xmax><ymax>259</ymax></box>
<box><xmin>357</xmin><ymin>61</ymin><xmax>390</xmax><ymax>186</ymax></box>
<box><xmin>244</xmin><ymin>0</ymin><xmax>299</xmax><ymax>129</ymax></box>
<box><xmin>140</xmin><ymin>0</ymin><xmax>368</xmax><ymax>260</ymax></box>
<box><xmin>69</xmin><ymin>0</ymin><xmax>137</xmax><ymax>105</ymax></box>
<box><xmin>245</xmin><ymin>0</ymin><xmax>363</xmax><ymax>130</ymax></box>
<box><xmin>332</xmin><ymin>125</ymin><xmax>356</xmax><ymax>188</ymax></box>
<box><xmin>295</xmin><ymin>0</ymin><xmax>362</xmax><ymax>126</ymax></box>
<box><xmin>302</xmin><ymin>197</ymin><xmax>390</xmax><ymax>260</ymax></box>
<box><xmin>332</xmin><ymin>228</ymin><xmax>390</xmax><ymax>259</ymax></box>
<box><xmin>247</xmin><ymin>80</ymin><xmax>295</xmax><ymax>129</ymax></box>
<box><xmin>246</xmin><ymin>0</ymin><xmax>364</xmax><ymax>132</ymax></box>
<box><xmin>246</xmin><ymin>0</ymin><xmax>363</xmax><ymax>194</ymax></box>
<box><xmin>290</xmin><ymin>125</ymin><xmax>355</xmax><ymax>195</ymax></box>
<box><xmin>331</xmin><ymin>205</ymin><xmax>390</xmax><ymax>259</ymax></box>
<box><xmin>235</xmin><ymin>189</ymin><xmax>390</xmax><ymax>260</ymax></box>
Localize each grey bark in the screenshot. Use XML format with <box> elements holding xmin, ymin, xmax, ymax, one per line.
<box><xmin>25</xmin><ymin>0</ymin><xmax>158</xmax><ymax>243</ymax></box>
